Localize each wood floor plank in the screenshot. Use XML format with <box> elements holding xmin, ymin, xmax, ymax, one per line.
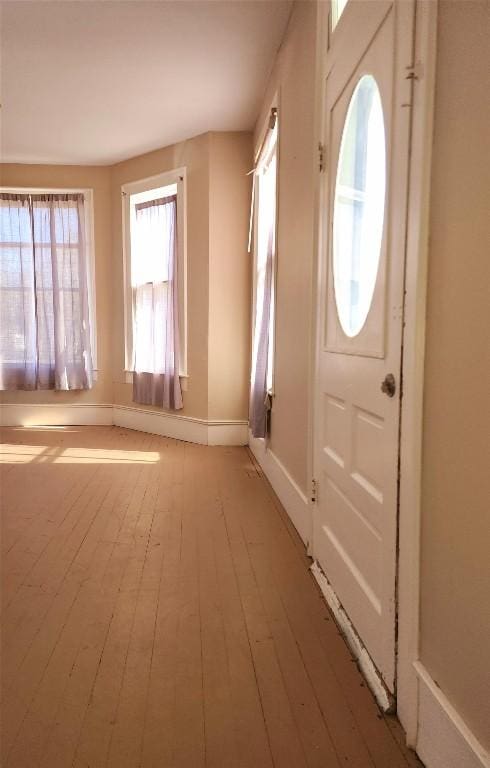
<box><xmin>218</xmin><ymin>450</ymin><xmax>344</xmax><ymax>768</ymax></box>
<box><xmin>1</xmin><ymin>431</ymin><xmax>147</xmax><ymax>693</ymax></box>
<box><xmin>207</xmin><ymin>454</ymin><xmax>274</xmax><ymax>768</ymax></box>
<box><xmin>3</xmin><ymin>432</ymin><xmax>147</xmax><ymax>765</ymax></box>
<box><xmin>217</xmin><ymin>449</ymin><xmax>309</xmax><ymax>768</ymax></box>
<box><xmin>2</xmin><ymin>476</ymin><xmax>116</xmax><ymax>761</ymax></box>
<box><xmin>197</xmin><ymin>449</ymin><xmax>239</xmax><ymax>768</ymax></box>
<box><xmin>172</xmin><ymin>443</ymin><xmax>205</xmax><ymax>768</ymax></box>
<box><xmin>106</xmin><ymin>437</ymin><xmax>164</xmax><ymax>768</ymax></box>
<box><xmin>1</xmin><ymin>426</ymin><xmax>123</xmax><ymax>606</ymax></box>
<box><xmin>140</xmin><ymin>506</ymin><xmax>183</xmax><ymax>766</ymax></box>
<box><xmin>72</xmin><ymin>440</ymin><xmax>161</xmax><ymax>768</ymax></box>
<box><xmin>0</xmin><ymin>427</ymin><xmax>421</xmax><ymax>768</ymax></box>
<box><xmin>234</xmin><ymin>461</ymin><xmax>379</xmax><ymax>767</ymax></box>
<box><xmin>243</xmin><ymin>451</ymin><xmax>421</xmax><ymax>768</ymax></box>
<box><xmin>39</xmin><ymin>442</ymin><xmax>157</xmax><ymax>767</ymax></box>
<box><xmin>248</xmin><ymin>541</ymin><xmax>344</xmax><ymax>768</ymax></box>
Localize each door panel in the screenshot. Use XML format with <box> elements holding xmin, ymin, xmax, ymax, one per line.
<box><xmin>314</xmin><ymin>0</ymin><xmax>414</xmax><ymax>691</ymax></box>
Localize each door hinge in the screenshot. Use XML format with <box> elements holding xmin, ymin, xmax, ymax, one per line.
<box><xmin>311</xmin><ymin>478</ymin><xmax>318</xmax><ymax>503</ymax></box>
<box><xmin>318</xmin><ymin>142</ymin><xmax>325</xmax><ymax>173</ymax></box>
<box><xmin>405</xmin><ymin>61</ymin><xmax>424</xmax><ymax>81</ymax></box>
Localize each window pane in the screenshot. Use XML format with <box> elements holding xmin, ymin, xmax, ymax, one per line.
<box><xmin>0</xmin><ymin>192</ymin><xmax>92</xmax><ymax>389</ymax></box>
<box><xmin>332</xmin><ymin>75</ymin><xmax>386</xmax><ymax>338</ymax></box>
<box><xmin>130</xmin><ymin>194</ymin><xmax>174</xmax><ymax>285</ymax></box>
<box><xmin>332</xmin><ymin>0</ymin><xmax>348</xmax><ymax>30</ymax></box>
<box><xmin>129</xmin><ymin>189</ymin><xmax>177</xmax><ymax>375</ymax></box>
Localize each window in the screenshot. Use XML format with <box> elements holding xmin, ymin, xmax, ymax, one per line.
<box><xmin>332</xmin><ymin>75</ymin><xmax>386</xmax><ymax>337</ymax></box>
<box><xmin>122</xmin><ymin>170</ymin><xmax>187</xmax><ymax>382</ymax></box>
<box><xmin>249</xmin><ymin>108</ymin><xmax>278</xmax><ymax>438</ymax></box>
<box><xmin>331</xmin><ymin>0</ymin><xmax>349</xmax><ymax>29</ymax></box>
<box><xmin>0</xmin><ymin>189</ymin><xmax>96</xmax><ymax>390</ymax></box>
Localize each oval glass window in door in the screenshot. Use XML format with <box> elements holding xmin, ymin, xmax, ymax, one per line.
<box><xmin>332</xmin><ymin>74</ymin><xmax>386</xmax><ymax>338</ymax></box>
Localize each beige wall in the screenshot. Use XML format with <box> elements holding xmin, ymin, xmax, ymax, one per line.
<box><xmin>0</xmin><ymin>163</ymin><xmax>113</xmax><ymax>404</ymax></box>
<box><xmin>255</xmin><ymin>1</ymin><xmax>317</xmax><ymax>493</ymax></box>
<box><xmin>257</xmin><ymin>0</ymin><xmax>490</xmax><ymax>750</ymax></box>
<box><xmin>208</xmin><ymin>132</ymin><xmax>252</xmax><ymax>421</ymax></box>
<box><xmin>419</xmin><ymin>0</ymin><xmax>490</xmax><ymax>749</ymax></box>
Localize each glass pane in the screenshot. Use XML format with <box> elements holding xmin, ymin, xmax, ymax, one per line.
<box><xmin>332</xmin><ymin>0</ymin><xmax>348</xmax><ymax>30</ymax></box>
<box><xmin>130</xmin><ymin>191</ymin><xmax>175</xmax><ymax>286</ymax></box>
<box><xmin>332</xmin><ymin>75</ymin><xmax>386</xmax><ymax>338</ymax></box>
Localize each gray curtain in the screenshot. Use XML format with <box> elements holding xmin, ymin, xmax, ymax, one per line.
<box><xmin>249</xmin><ymin>224</ymin><xmax>274</xmax><ymax>438</ymax></box>
<box><xmin>0</xmin><ymin>192</ymin><xmax>93</xmax><ymax>390</ymax></box>
<box><xmin>132</xmin><ymin>195</ymin><xmax>183</xmax><ymax>410</ymax></box>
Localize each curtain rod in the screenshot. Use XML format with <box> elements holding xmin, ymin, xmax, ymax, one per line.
<box><xmin>251</xmin><ymin>106</ymin><xmax>278</xmax><ymax>171</ymax></box>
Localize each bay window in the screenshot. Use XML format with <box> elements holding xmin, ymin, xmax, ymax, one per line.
<box><xmin>0</xmin><ymin>189</ymin><xmax>95</xmax><ymax>390</ymax></box>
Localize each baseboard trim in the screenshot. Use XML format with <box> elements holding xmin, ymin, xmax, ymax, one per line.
<box><xmin>310</xmin><ymin>560</ymin><xmax>394</xmax><ymax>713</ymax></box>
<box><xmin>207</xmin><ymin>420</ymin><xmax>249</xmax><ymax>446</ymax></box>
<box><xmin>113</xmin><ymin>405</ymin><xmax>248</xmax><ymax>446</ymax></box>
<box><xmin>0</xmin><ymin>403</ymin><xmax>113</xmax><ymax>427</ymax></box>
<box><xmin>414</xmin><ymin>661</ymin><xmax>490</xmax><ymax>768</ymax></box>
<box><xmin>248</xmin><ymin>432</ymin><xmax>310</xmax><ymax>546</ymax></box>
<box><xmin>0</xmin><ymin>403</ymin><xmax>249</xmax><ymax>446</ymax></box>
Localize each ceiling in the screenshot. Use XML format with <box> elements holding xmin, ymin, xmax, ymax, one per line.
<box><xmin>0</xmin><ymin>0</ymin><xmax>292</xmax><ymax>166</ymax></box>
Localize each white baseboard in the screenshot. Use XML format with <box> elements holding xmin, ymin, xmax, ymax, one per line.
<box><xmin>414</xmin><ymin>661</ymin><xmax>490</xmax><ymax>768</ymax></box>
<box><xmin>0</xmin><ymin>403</ymin><xmax>113</xmax><ymax>427</ymax></box>
<box><xmin>248</xmin><ymin>432</ymin><xmax>311</xmax><ymax>546</ymax></box>
<box><xmin>113</xmin><ymin>405</ymin><xmax>207</xmax><ymax>443</ymax></box>
<box><xmin>113</xmin><ymin>405</ymin><xmax>248</xmax><ymax>446</ymax></box>
<box><xmin>207</xmin><ymin>420</ymin><xmax>249</xmax><ymax>446</ymax></box>
<box><xmin>0</xmin><ymin>403</ymin><xmax>248</xmax><ymax>446</ymax></box>
<box><xmin>310</xmin><ymin>560</ymin><xmax>394</xmax><ymax>712</ymax></box>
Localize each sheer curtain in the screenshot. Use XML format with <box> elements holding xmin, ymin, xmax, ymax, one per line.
<box><xmin>0</xmin><ymin>192</ymin><xmax>93</xmax><ymax>390</ymax></box>
<box><xmin>132</xmin><ymin>194</ymin><xmax>183</xmax><ymax>410</ymax></box>
<box><xmin>250</xmin><ymin>136</ymin><xmax>277</xmax><ymax>439</ymax></box>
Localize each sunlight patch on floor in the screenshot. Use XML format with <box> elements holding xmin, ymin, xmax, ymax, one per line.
<box><xmin>0</xmin><ymin>444</ymin><xmax>161</xmax><ymax>464</ymax></box>
<box><xmin>54</xmin><ymin>447</ymin><xmax>161</xmax><ymax>464</ymax></box>
<box><xmin>0</xmin><ymin>444</ymin><xmax>48</xmax><ymax>463</ymax></box>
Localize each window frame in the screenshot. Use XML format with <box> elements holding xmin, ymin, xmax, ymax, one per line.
<box><xmin>121</xmin><ymin>168</ymin><xmax>187</xmax><ymax>382</ymax></box>
<box><xmin>0</xmin><ymin>185</ymin><xmax>98</xmax><ymax>373</ymax></box>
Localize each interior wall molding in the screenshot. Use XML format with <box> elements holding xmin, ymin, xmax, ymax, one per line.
<box><xmin>248</xmin><ymin>432</ymin><xmax>311</xmax><ymax>546</ymax></box>
<box><xmin>414</xmin><ymin>661</ymin><xmax>490</xmax><ymax>768</ymax></box>
<box><xmin>0</xmin><ymin>402</ymin><xmax>248</xmax><ymax>446</ymax></box>
<box><xmin>0</xmin><ymin>403</ymin><xmax>113</xmax><ymax>427</ymax></box>
<box><xmin>112</xmin><ymin>405</ymin><xmax>248</xmax><ymax>446</ymax></box>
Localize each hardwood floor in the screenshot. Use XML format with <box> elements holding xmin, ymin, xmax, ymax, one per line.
<box><xmin>0</xmin><ymin>426</ymin><xmax>422</xmax><ymax>768</ymax></box>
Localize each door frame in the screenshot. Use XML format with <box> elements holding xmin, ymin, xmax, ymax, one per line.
<box><xmin>309</xmin><ymin>0</ymin><xmax>438</xmax><ymax>746</ymax></box>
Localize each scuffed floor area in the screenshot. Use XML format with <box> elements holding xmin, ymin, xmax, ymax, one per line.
<box><xmin>1</xmin><ymin>426</ymin><xmax>422</xmax><ymax>767</ymax></box>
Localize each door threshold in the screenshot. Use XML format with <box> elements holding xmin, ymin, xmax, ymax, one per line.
<box><xmin>310</xmin><ymin>560</ymin><xmax>395</xmax><ymax>713</ymax></box>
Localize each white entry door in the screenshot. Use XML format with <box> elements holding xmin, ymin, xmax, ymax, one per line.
<box><xmin>313</xmin><ymin>0</ymin><xmax>415</xmax><ymax>692</ymax></box>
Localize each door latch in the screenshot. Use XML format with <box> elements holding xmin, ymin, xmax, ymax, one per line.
<box><xmin>318</xmin><ymin>142</ymin><xmax>325</xmax><ymax>173</ymax></box>
<box><xmin>381</xmin><ymin>373</ymin><xmax>396</xmax><ymax>398</ymax></box>
<box><xmin>311</xmin><ymin>478</ymin><xmax>318</xmax><ymax>503</ymax></box>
